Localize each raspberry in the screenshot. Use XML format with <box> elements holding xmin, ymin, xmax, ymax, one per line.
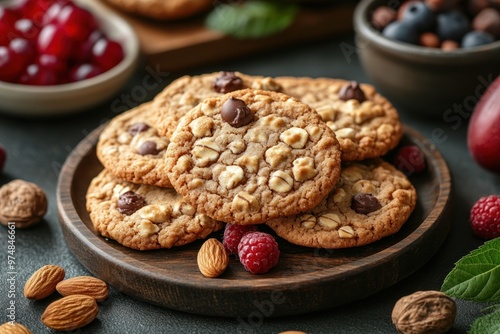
<box><xmin>238</xmin><ymin>232</ymin><xmax>280</xmax><ymax>274</ymax></box>
<box><xmin>222</xmin><ymin>224</ymin><xmax>257</xmax><ymax>254</ymax></box>
<box><xmin>470</xmin><ymin>195</ymin><xmax>500</xmax><ymax>239</ymax></box>
<box><xmin>393</xmin><ymin>145</ymin><xmax>426</xmax><ymax>175</ymax></box>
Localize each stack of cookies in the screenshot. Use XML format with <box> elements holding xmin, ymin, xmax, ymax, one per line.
<box><xmin>86</xmin><ymin>72</ymin><xmax>417</xmax><ymax>251</ymax></box>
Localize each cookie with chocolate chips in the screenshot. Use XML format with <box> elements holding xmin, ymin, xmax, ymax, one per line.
<box><xmin>96</xmin><ymin>102</ymin><xmax>172</xmax><ymax>188</ymax></box>
<box><xmin>165</xmin><ymin>89</ymin><xmax>342</xmax><ymax>225</ymax></box>
<box><xmin>154</xmin><ymin>71</ymin><xmax>283</xmax><ymax>138</ymax></box>
<box><xmin>266</xmin><ymin>159</ymin><xmax>417</xmax><ymax>249</ymax></box>
<box><xmin>86</xmin><ymin>169</ymin><xmax>224</xmax><ymax>250</ymax></box>
<box><xmin>274</xmin><ymin>77</ymin><xmax>403</xmax><ymax>161</ymax></box>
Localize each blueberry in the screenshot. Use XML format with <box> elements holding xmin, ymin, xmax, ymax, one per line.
<box><xmin>383</xmin><ymin>21</ymin><xmax>419</xmax><ymax>45</ymax></box>
<box><xmin>436</xmin><ymin>11</ymin><xmax>470</xmax><ymax>42</ymax></box>
<box><xmin>401</xmin><ymin>2</ymin><xmax>436</xmax><ymax>32</ymax></box>
<box><xmin>462</xmin><ymin>30</ymin><xmax>495</xmax><ymax>48</ymax></box>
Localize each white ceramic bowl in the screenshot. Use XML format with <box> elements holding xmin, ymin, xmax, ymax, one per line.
<box><xmin>0</xmin><ymin>0</ymin><xmax>139</xmax><ymax>116</ymax></box>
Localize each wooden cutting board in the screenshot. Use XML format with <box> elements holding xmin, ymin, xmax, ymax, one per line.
<box><xmin>83</xmin><ymin>0</ymin><xmax>356</xmax><ymax>71</ymax></box>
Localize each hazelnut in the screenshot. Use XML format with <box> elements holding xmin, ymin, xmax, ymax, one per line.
<box><xmin>0</xmin><ymin>179</ymin><xmax>48</xmax><ymax>228</ymax></box>
<box><xmin>392</xmin><ymin>290</ymin><xmax>456</xmax><ymax>334</ymax></box>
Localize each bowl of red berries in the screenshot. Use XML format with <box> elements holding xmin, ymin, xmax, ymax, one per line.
<box><xmin>0</xmin><ymin>0</ymin><xmax>139</xmax><ymax>116</ymax></box>
<box><xmin>354</xmin><ymin>0</ymin><xmax>500</xmax><ymax>118</ymax></box>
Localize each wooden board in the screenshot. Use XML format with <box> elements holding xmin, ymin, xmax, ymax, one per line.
<box><xmin>57</xmin><ymin>125</ymin><xmax>452</xmax><ymax>317</ymax></box>
<box><xmin>83</xmin><ymin>0</ymin><xmax>356</xmax><ymax>71</ymax></box>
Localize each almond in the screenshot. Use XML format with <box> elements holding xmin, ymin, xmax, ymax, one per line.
<box><xmin>41</xmin><ymin>294</ymin><xmax>98</xmax><ymax>331</ymax></box>
<box><xmin>56</xmin><ymin>276</ymin><xmax>109</xmax><ymax>302</ymax></box>
<box><xmin>24</xmin><ymin>264</ymin><xmax>65</xmax><ymax>300</ymax></box>
<box><xmin>197</xmin><ymin>238</ymin><xmax>229</xmax><ymax>278</ymax></box>
<box><xmin>0</xmin><ymin>322</ymin><xmax>32</xmax><ymax>334</ymax></box>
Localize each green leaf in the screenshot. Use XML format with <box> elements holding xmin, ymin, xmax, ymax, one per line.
<box><xmin>205</xmin><ymin>1</ymin><xmax>298</xmax><ymax>39</ymax></box>
<box><xmin>468</xmin><ymin>307</ymin><xmax>500</xmax><ymax>334</ymax></box>
<box><xmin>441</xmin><ymin>238</ymin><xmax>500</xmax><ymax>302</ymax></box>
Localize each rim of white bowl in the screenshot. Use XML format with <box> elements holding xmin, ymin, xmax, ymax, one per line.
<box><xmin>354</xmin><ymin>0</ymin><xmax>500</xmax><ymax>61</ymax></box>
<box><xmin>0</xmin><ymin>0</ymin><xmax>140</xmax><ymax>94</ymax></box>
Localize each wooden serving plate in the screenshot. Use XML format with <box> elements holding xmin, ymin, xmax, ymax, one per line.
<box><xmin>57</xmin><ymin>125</ymin><xmax>452</xmax><ymax>317</ymax></box>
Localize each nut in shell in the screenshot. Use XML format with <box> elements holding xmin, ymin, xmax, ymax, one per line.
<box><xmin>0</xmin><ymin>322</ymin><xmax>32</xmax><ymax>334</ymax></box>
<box><xmin>197</xmin><ymin>238</ymin><xmax>229</xmax><ymax>278</ymax></box>
<box><xmin>41</xmin><ymin>294</ymin><xmax>98</xmax><ymax>331</ymax></box>
<box><xmin>392</xmin><ymin>290</ymin><xmax>456</xmax><ymax>334</ymax></box>
<box><xmin>0</xmin><ymin>179</ymin><xmax>48</xmax><ymax>228</ymax></box>
<box><xmin>24</xmin><ymin>264</ymin><xmax>65</xmax><ymax>300</ymax></box>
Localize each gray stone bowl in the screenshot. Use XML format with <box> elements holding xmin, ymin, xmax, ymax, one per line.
<box><xmin>353</xmin><ymin>0</ymin><xmax>500</xmax><ymax>119</ymax></box>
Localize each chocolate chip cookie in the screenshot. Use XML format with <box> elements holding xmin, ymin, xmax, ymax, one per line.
<box><xmin>86</xmin><ymin>169</ymin><xmax>224</xmax><ymax>250</ymax></box>
<box><xmin>266</xmin><ymin>159</ymin><xmax>417</xmax><ymax>249</ymax></box>
<box><xmin>102</xmin><ymin>0</ymin><xmax>213</xmax><ymax>20</ymax></box>
<box><xmin>96</xmin><ymin>102</ymin><xmax>172</xmax><ymax>188</ymax></box>
<box><xmin>165</xmin><ymin>89</ymin><xmax>342</xmax><ymax>225</ymax></box>
<box><xmin>154</xmin><ymin>71</ymin><xmax>283</xmax><ymax>138</ymax></box>
<box><xmin>275</xmin><ymin>77</ymin><xmax>403</xmax><ymax>161</ymax></box>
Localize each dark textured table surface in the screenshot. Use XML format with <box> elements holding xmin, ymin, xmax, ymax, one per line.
<box><xmin>0</xmin><ymin>33</ymin><xmax>497</xmax><ymax>334</ymax></box>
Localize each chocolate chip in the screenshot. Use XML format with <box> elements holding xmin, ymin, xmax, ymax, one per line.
<box><xmin>338</xmin><ymin>81</ymin><xmax>367</xmax><ymax>102</ymax></box>
<box><xmin>117</xmin><ymin>191</ymin><xmax>146</xmax><ymax>215</ymax></box>
<box><xmin>213</xmin><ymin>71</ymin><xmax>244</xmax><ymax>93</ymax></box>
<box><xmin>138</xmin><ymin>141</ymin><xmax>160</xmax><ymax>156</ymax></box>
<box><xmin>351</xmin><ymin>193</ymin><xmax>382</xmax><ymax>214</ymax></box>
<box><xmin>128</xmin><ymin>123</ymin><xmax>150</xmax><ymax>136</ymax></box>
<box><xmin>221</xmin><ymin>97</ymin><xmax>253</xmax><ymax>128</ymax></box>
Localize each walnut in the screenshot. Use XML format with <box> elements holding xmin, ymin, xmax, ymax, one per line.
<box><xmin>0</xmin><ymin>179</ymin><xmax>48</xmax><ymax>228</ymax></box>
<box><xmin>392</xmin><ymin>290</ymin><xmax>456</xmax><ymax>334</ymax></box>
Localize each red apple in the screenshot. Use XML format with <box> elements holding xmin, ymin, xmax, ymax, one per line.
<box><xmin>467</xmin><ymin>75</ymin><xmax>500</xmax><ymax>173</ymax></box>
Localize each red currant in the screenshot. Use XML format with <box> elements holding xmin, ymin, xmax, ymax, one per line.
<box><xmin>37</xmin><ymin>23</ymin><xmax>72</xmax><ymax>59</ymax></box>
<box><xmin>92</xmin><ymin>38</ymin><xmax>124</xmax><ymax>72</ymax></box>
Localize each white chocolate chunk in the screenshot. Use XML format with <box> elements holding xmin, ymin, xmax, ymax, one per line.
<box><xmin>335</xmin><ymin>128</ymin><xmax>356</xmax><ymax>140</ymax></box>
<box><xmin>228</xmin><ymin>140</ymin><xmax>246</xmax><ymax>154</ymax></box>
<box><xmin>265</xmin><ymin>144</ymin><xmax>292</xmax><ymax>168</ymax></box>
<box><xmin>269</xmin><ymin>171</ymin><xmax>294</xmax><ymax>193</ymax></box>
<box><xmin>117</xmin><ymin>132</ymin><xmax>132</xmax><ymax>144</ymax></box>
<box><xmin>292</xmin><ymin>157</ymin><xmax>317</xmax><ymax>182</ymax></box>
<box><xmin>280</xmin><ymin>127</ymin><xmax>309</xmax><ymax>149</ymax></box>
<box><xmin>259</xmin><ymin>115</ymin><xmax>286</xmax><ymax>130</ymax></box>
<box><xmin>190</xmin><ymin>116</ymin><xmax>214</xmax><ymax>138</ymax></box>
<box><xmin>139</xmin><ymin>205</ymin><xmax>171</xmax><ymax>223</ymax></box>
<box><xmin>235</xmin><ymin>155</ymin><xmax>260</xmax><ymax>173</ymax></box>
<box><xmin>232</xmin><ymin>192</ymin><xmax>260</xmax><ymax>212</ymax></box>
<box><xmin>137</xmin><ymin>220</ymin><xmax>160</xmax><ymax>236</ymax></box>
<box><xmin>173</xmin><ymin>202</ymin><xmax>195</xmax><ymax>217</ymax></box>
<box><xmin>316</xmin><ymin>104</ymin><xmax>336</xmax><ymax>122</ymax></box>
<box><xmin>219</xmin><ymin>166</ymin><xmax>244</xmax><ymax>189</ymax></box>
<box><xmin>192</xmin><ymin>138</ymin><xmax>221</xmax><ymax>165</ymax></box>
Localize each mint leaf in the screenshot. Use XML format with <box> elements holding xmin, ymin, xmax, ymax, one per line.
<box><xmin>468</xmin><ymin>307</ymin><xmax>500</xmax><ymax>334</ymax></box>
<box><xmin>205</xmin><ymin>1</ymin><xmax>298</xmax><ymax>39</ymax></box>
<box><xmin>441</xmin><ymin>238</ymin><xmax>500</xmax><ymax>302</ymax></box>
